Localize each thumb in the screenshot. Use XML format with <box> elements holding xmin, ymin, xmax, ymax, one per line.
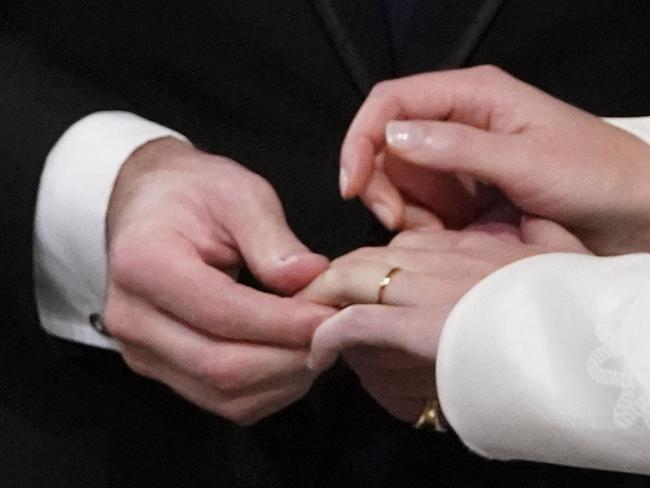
<box><xmin>521</xmin><ymin>216</ymin><xmax>589</xmax><ymax>253</ymax></box>
<box><xmin>231</xmin><ymin>195</ymin><xmax>329</xmax><ymax>295</ymax></box>
<box><xmin>385</xmin><ymin>120</ymin><xmax>532</xmax><ymax>201</ymax></box>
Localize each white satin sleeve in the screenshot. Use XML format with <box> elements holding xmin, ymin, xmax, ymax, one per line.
<box><xmin>436</xmin><ymin>253</ymin><xmax>650</xmax><ymax>474</ymax></box>
<box><xmin>33</xmin><ymin>111</ymin><xmax>186</xmax><ymax>350</ymax></box>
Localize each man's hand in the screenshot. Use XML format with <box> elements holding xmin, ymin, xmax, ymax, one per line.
<box><xmin>299</xmin><ymin>219</ymin><xmax>589</xmax><ymax>423</ymax></box>
<box><xmin>340</xmin><ymin>66</ymin><xmax>650</xmax><ymax>255</ymax></box>
<box><xmin>104</xmin><ymin>137</ymin><xmax>333</xmax><ymax>424</ymax></box>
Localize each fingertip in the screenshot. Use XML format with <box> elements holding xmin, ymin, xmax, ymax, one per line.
<box><xmin>360</xmin><ymin>172</ymin><xmax>406</xmax><ymax>231</ymax></box>
<box><xmin>385</xmin><ymin>120</ymin><xmax>430</xmax><ymax>157</ymax></box>
<box><xmin>402</xmin><ymin>204</ymin><xmax>444</xmax><ymax>230</ymax></box>
<box><xmin>340</xmin><ymin>136</ymin><xmax>375</xmax><ymax>199</ymax></box>
<box><xmin>296</xmin><ymin>301</ymin><xmax>338</xmax><ymax>343</ymax></box>
<box><xmin>306</xmin><ymin>350</ymin><xmax>337</xmax><ymax>373</ymax></box>
<box><xmin>339</xmin><ymin>167</ymin><xmax>350</xmax><ymax>198</ymax></box>
<box><xmin>521</xmin><ymin>216</ymin><xmax>588</xmax><ymax>252</ymax></box>
<box><xmin>279</xmin><ymin>251</ymin><xmax>329</xmax><ymax>267</ymax></box>
<box><xmin>361</xmin><ymin>192</ymin><xmax>405</xmax><ymax>231</ymax></box>
<box><xmin>339</xmin><ymin>141</ymin><xmax>356</xmax><ymax>199</ymax></box>
<box><xmin>371</xmin><ymin>202</ymin><xmax>398</xmax><ymax>231</ymax></box>
<box><xmin>306</xmin><ymin>312</ymin><xmax>344</xmax><ymax>371</ymax></box>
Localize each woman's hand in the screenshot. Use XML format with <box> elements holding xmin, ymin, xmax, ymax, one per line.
<box><xmin>298</xmin><ymin>219</ymin><xmax>589</xmax><ymax>423</ymax></box>
<box><xmin>340</xmin><ymin>66</ymin><xmax>650</xmax><ymax>255</ymax></box>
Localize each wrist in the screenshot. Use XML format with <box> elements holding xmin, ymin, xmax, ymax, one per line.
<box><xmin>600</xmin><ymin>117</ymin><xmax>650</xmax><ymax>254</ymax></box>
<box><xmin>106</xmin><ymin>136</ymin><xmax>194</xmax><ymax>244</ymax></box>
<box><xmin>125</xmin><ymin>136</ymin><xmax>195</xmax><ymax>172</ymax></box>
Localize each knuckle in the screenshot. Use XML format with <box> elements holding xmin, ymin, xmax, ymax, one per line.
<box><xmin>467</xmin><ymin>64</ymin><xmax>507</xmax><ymax>83</ymax></box>
<box><xmin>369</xmin><ymin>80</ymin><xmax>395</xmax><ymax>99</ymax></box>
<box><xmin>293</xmin><ymin>307</ymin><xmax>330</xmax><ymax>342</ymax></box>
<box><xmin>433</xmin><ymin>124</ymin><xmax>467</xmax><ymax>157</ymax></box>
<box><xmin>108</xmin><ymin>233</ymin><xmax>158</xmax><ymax>288</ymax></box>
<box><xmin>338</xmin><ymin>304</ymin><xmax>373</xmax><ymax>325</ymax></box>
<box><xmin>220</xmin><ymin>378</ymin><xmax>315</xmax><ymax>426</ymax></box>
<box><xmin>121</xmin><ymin>348</ymin><xmax>151</xmax><ymax>377</ymax></box>
<box><xmin>321</xmin><ymin>267</ymin><xmax>343</xmax><ymax>293</ymax></box>
<box><xmin>223</xmin><ymin>172</ymin><xmax>279</xmax><ymax>212</ymax></box>
<box><xmin>202</xmin><ymin>311</ymin><xmax>237</xmax><ymax>340</ymax></box>
<box><xmin>246</xmin><ymin>172</ymin><xmax>275</xmax><ymax>196</ymax></box>
<box><xmin>367</xmin><ymin>81</ymin><xmax>401</xmax><ymax>112</ymax></box>
<box><xmin>464</xmin><ymin>260</ymin><xmax>495</xmax><ymax>280</ymax></box>
<box><xmin>291</xmin><ymin>381</ymin><xmax>314</xmax><ymax>403</ymax></box>
<box><xmin>390</xmin><ymin>230</ymin><xmax>422</xmax><ymax>247</ymax></box>
<box><xmin>233</xmin><ymin>412</ymin><xmax>257</xmax><ymax>426</ymax></box>
<box><xmin>103</xmin><ymin>303</ymin><xmax>133</xmax><ymax>341</ymax></box>
<box><xmin>321</xmin><ymin>265</ymin><xmax>357</xmax><ymax>299</ymax></box>
<box><xmin>240</xmin><ymin>172</ymin><xmax>275</xmax><ymax>203</ymax></box>
<box><xmin>346</xmin><ymin>246</ymin><xmax>379</xmax><ymax>261</ymax></box>
<box><xmin>220</xmin><ymin>401</ymin><xmax>258</xmax><ymax>426</ymax></box>
<box><xmin>457</xmin><ymin>231</ymin><xmax>490</xmax><ymax>250</ymax></box>
<box><xmin>196</xmin><ymin>355</ymin><xmax>244</xmax><ymax>392</ymax></box>
<box><xmin>108</xmin><ymin>236</ymin><xmax>139</xmax><ymax>286</ymax></box>
<box><xmin>323</xmin><ymin>262</ymin><xmax>352</xmax><ymax>284</ymax></box>
<box><xmin>451</xmin><ymin>252</ymin><xmax>495</xmax><ymax>278</ymax></box>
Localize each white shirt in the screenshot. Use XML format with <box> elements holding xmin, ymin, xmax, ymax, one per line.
<box><xmin>33</xmin><ymin>112</ymin><xmax>650</xmax><ymax>474</ymax></box>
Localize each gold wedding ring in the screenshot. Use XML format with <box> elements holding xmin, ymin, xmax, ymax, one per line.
<box><xmin>377</xmin><ymin>267</ymin><xmax>401</xmax><ymax>305</ymax></box>
<box><xmin>413</xmin><ymin>397</ymin><xmax>447</xmax><ymax>432</ymax></box>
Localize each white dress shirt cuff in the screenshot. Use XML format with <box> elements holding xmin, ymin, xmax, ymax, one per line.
<box><xmin>33</xmin><ymin>111</ymin><xmax>187</xmax><ymax>350</ymax></box>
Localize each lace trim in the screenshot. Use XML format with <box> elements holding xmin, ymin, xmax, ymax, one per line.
<box><xmin>587</xmin><ymin>307</ymin><xmax>650</xmax><ymax>430</ymax></box>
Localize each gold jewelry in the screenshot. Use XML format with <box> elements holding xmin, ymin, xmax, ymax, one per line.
<box><xmin>413</xmin><ymin>397</ymin><xmax>447</xmax><ymax>432</ymax></box>
<box><xmin>377</xmin><ymin>267</ymin><xmax>401</xmax><ymax>304</ymax></box>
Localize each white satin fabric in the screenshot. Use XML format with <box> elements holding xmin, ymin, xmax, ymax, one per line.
<box><xmin>437</xmin><ymin>253</ymin><xmax>650</xmax><ymax>474</ymax></box>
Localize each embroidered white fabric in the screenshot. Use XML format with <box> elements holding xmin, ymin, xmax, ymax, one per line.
<box><xmin>588</xmin><ymin>289</ymin><xmax>650</xmax><ymax>430</ymax></box>
<box><xmin>437</xmin><ymin>253</ymin><xmax>650</xmax><ymax>474</ymax></box>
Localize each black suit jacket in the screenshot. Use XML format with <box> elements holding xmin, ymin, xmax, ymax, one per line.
<box><xmin>1</xmin><ymin>1</ymin><xmax>649</xmax><ymax>487</ymax></box>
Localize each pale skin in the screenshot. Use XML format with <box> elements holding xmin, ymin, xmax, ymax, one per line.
<box><xmin>303</xmin><ymin>65</ymin><xmax>650</xmax><ymax>424</ymax></box>
<box><xmin>340</xmin><ymin>65</ymin><xmax>650</xmax><ymax>255</ymax></box>
<box><xmin>300</xmin><ymin>220</ymin><xmax>589</xmax><ymax>423</ymax></box>
<box><xmin>104</xmin><ymin>137</ymin><xmax>335</xmax><ymax>425</ymax></box>
<box><xmin>103</xmin><ymin>66</ymin><xmax>650</xmax><ymax>427</ymax></box>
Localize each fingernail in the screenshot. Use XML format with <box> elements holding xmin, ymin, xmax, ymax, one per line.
<box><xmin>280</xmin><ymin>254</ymin><xmax>301</xmax><ymax>264</ymax></box>
<box><xmin>371</xmin><ymin>202</ymin><xmax>396</xmax><ymax>230</ymax></box>
<box><xmin>386</xmin><ymin>121</ymin><xmax>424</xmax><ymax>150</ymax></box>
<box><xmin>339</xmin><ymin>167</ymin><xmax>349</xmax><ymax>197</ymax></box>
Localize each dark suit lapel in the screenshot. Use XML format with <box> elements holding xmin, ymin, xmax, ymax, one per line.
<box><xmin>311</xmin><ymin>0</ymin><xmax>395</xmax><ymax>97</ymax></box>
<box><xmin>398</xmin><ymin>0</ymin><xmax>507</xmax><ymax>75</ymax></box>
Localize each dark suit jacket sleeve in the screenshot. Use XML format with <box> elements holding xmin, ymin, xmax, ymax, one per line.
<box><xmin>0</xmin><ymin>29</ymin><xmax>130</xmax><ymax>332</ymax></box>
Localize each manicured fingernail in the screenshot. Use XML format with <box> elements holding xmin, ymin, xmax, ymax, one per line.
<box><xmin>386</xmin><ymin>121</ymin><xmax>424</xmax><ymax>150</ymax></box>
<box><xmin>371</xmin><ymin>202</ymin><xmax>396</xmax><ymax>230</ymax></box>
<box><xmin>339</xmin><ymin>167</ymin><xmax>349</xmax><ymax>197</ymax></box>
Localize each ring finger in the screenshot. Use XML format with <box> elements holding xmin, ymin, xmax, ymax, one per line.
<box><xmin>298</xmin><ymin>259</ymin><xmax>466</xmax><ymax>308</ymax></box>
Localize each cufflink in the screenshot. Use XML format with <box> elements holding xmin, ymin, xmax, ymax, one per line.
<box><xmin>89</xmin><ymin>313</ymin><xmax>112</xmax><ymax>337</ymax></box>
